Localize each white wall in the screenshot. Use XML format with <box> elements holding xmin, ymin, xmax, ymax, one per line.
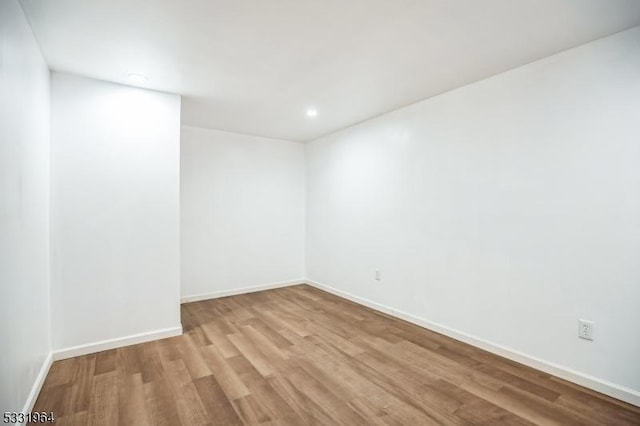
<box><xmin>306</xmin><ymin>27</ymin><xmax>640</xmax><ymax>400</ymax></box>
<box><xmin>50</xmin><ymin>73</ymin><xmax>182</xmax><ymax>351</ymax></box>
<box><xmin>0</xmin><ymin>0</ymin><xmax>51</xmax><ymax>413</ymax></box>
<box><xmin>181</xmin><ymin>126</ymin><xmax>305</xmax><ymax>299</ymax></box>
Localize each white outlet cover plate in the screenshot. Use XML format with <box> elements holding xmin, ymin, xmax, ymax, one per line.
<box><xmin>578</xmin><ymin>319</ymin><xmax>595</xmax><ymax>341</ymax></box>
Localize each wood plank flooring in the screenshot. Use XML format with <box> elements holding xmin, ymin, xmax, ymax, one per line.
<box><xmin>32</xmin><ymin>284</ymin><xmax>640</xmax><ymax>425</ymax></box>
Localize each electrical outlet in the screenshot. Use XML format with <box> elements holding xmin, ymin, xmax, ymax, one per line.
<box><xmin>578</xmin><ymin>319</ymin><xmax>594</xmax><ymax>341</ymax></box>
<box><xmin>374</xmin><ymin>269</ymin><xmax>381</xmax><ymax>281</ymax></box>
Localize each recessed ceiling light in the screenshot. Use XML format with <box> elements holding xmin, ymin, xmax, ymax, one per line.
<box><xmin>127</xmin><ymin>73</ymin><xmax>148</xmax><ymax>84</ymax></box>
<box><xmin>306</xmin><ymin>108</ymin><xmax>318</xmax><ymax>118</ymax></box>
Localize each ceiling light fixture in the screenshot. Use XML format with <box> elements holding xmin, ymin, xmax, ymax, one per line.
<box><xmin>306</xmin><ymin>108</ymin><xmax>318</xmax><ymax>118</ymax></box>
<box><xmin>127</xmin><ymin>73</ymin><xmax>148</xmax><ymax>84</ymax></box>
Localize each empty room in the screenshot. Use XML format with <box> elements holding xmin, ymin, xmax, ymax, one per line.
<box><xmin>2</xmin><ymin>0</ymin><xmax>640</xmax><ymax>424</ymax></box>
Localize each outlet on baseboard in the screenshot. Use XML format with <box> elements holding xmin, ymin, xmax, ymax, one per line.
<box><xmin>374</xmin><ymin>269</ymin><xmax>381</xmax><ymax>281</ymax></box>
<box><xmin>578</xmin><ymin>319</ymin><xmax>594</xmax><ymax>341</ymax></box>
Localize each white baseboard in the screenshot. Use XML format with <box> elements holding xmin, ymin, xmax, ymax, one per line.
<box><xmin>52</xmin><ymin>326</ymin><xmax>183</xmax><ymax>361</ymax></box>
<box><xmin>305</xmin><ymin>279</ymin><xmax>640</xmax><ymax>407</ymax></box>
<box><xmin>181</xmin><ymin>279</ymin><xmax>305</xmax><ymax>304</ymax></box>
<box><xmin>21</xmin><ymin>351</ymin><xmax>53</xmax><ymax>416</ymax></box>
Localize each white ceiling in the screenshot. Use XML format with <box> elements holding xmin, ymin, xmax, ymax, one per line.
<box><xmin>20</xmin><ymin>0</ymin><xmax>640</xmax><ymax>142</ymax></box>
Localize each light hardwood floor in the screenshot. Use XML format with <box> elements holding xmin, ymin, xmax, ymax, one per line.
<box><xmin>32</xmin><ymin>284</ymin><xmax>640</xmax><ymax>425</ymax></box>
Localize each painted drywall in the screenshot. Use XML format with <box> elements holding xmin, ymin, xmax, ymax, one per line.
<box><xmin>306</xmin><ymin>26</ymin><xmax>640</xmax><ymax>397</ymax></box>
<box><xmin>0</xmin><ymin>0</ymin><xmax>51</xmax><ymax>413</ymax></box>
<box><xmin>181</xmin><ymin>126</ymin><xmax>305</xmax><ymax>299</ymax></box>
<box><xmin>50</xmin><ymin>73</ymin><xmax>182</xmax><ymax>351</ymax></box>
